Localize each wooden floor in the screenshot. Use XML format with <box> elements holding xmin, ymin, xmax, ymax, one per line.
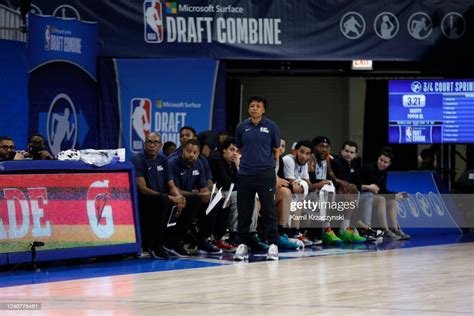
<box><xmin>0</xmin><ymin>243</ymin><xmax>473</xmax><ymax>315</ymax></box>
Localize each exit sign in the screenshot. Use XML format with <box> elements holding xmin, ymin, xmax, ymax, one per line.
<box><xmin>351</xmin><ymin>60</ymin><xmax>373</xmax><ymax>70</ymax></box>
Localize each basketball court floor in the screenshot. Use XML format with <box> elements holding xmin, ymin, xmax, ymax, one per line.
<box><xmin>1</xmin><ymin>234</ymin><xmax>473</xmax><ymax>315</ymax></box>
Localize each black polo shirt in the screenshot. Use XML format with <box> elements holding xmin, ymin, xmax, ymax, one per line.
<box><xmin>331</xmin><ymin>155</ymin><xmax>362</xmax><ymax>191</ymax></box>
<box><xmin>130</xmin><ymin>152</ymin><xmax>172</xmax><ymax>193</ymax></box>
<box><xmin>209</xmin><ymin>153</ymin><xmax>238</xmax><ymax>191</ymax></box>
<box><xmin>361</xmin><ymin>162</ymin><xmax>395</xmax><ymax>195</ymax></box>
<box><xmin>168</xmin><ymin>155</ymin><xmax>207</xmax><ymax>191</ymax></box>
<box><xmin>236</xmin><ymin>117</ymin><xmax>280</xmax><ymax>175</ymax></box>
<box><xmin>169</xmin><ymin>147</ymin><xmax>213</xmax><ymax>181</ymax></box>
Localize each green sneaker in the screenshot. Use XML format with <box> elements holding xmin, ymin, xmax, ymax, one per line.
<box><xmin>340</xmin><ymin>228</ymin><xmax>367</xmax><ymax>243</ymax></box>
<box><xmin>321</xmin><ymin>229</ymin><xmax>343</xmax><ymax>245</ymax></box>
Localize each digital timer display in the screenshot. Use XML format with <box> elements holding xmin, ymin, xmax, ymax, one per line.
<box><xmin>389</xmin><ymin>80</ymin><xmax>474</xmax><ymax>144</ymax></box>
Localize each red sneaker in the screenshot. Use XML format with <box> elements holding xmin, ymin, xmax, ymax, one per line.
<box><xmin>295</xmin><ymin>233</ymin><xmax>315</xmax><ymax>246</ymax></box>
<box><xmin>214</xmin><ymin>239</ymin><xmax>237</xmax><ymax>253</ymax></box>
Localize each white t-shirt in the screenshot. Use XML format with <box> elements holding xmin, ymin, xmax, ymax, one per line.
<box><xmin>314</xmin><ymin>157</ymin><xmax>327</xmax><ymax>181</ymax></box>
<box><xmin>282</xmin><ymin>154</ymin><xmax>309</xmax><ymax>181</ymax></box>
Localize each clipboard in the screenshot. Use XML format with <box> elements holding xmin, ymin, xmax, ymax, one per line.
<box><xmin>223</xmin><ymin>183</ymin><xmax>234</xmax><ymax>208</ymax></box>
<box><xmin>205</xmin><ymin>188</ymin><xmax>223</xmax><ymax>215</ymax></box>
<box><xmin>167</xmin><ymin>205</ymin><xmax>178</xmax><ymax>227</ymax></box>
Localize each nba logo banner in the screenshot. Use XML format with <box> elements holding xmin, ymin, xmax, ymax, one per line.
<box><xmin>144</xmin><ymin>0</ymin><xmax>164</xmax><ymax>43</ymax></box>
<box><xmin>405</xmin><ymin>126</ymin><xmax>413</xmax><ymax>142</ymax></box>
<box><xmin>44</xmin><ymin>25</ymin><xmax>53</xmax><ymax>51</ymax></box>
<box><xmin>114</xmin><ymin>59</ymin><xmax>217</xmax><ymax>159</ymax></box>
<box><xmin>130</xmin><ymin>98</ymin><xmax>152</xmax><ymax>152</ymax></box>
<box><xmin>28</xmin><ymin>14</ymin><xmax>99</xmax><ymax>156</ymax></box>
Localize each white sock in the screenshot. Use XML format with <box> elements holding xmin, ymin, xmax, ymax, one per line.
<box><xmin>341</xmin><ymin>219</ymin><xmax>351</xmax><ymax>231</ymax></box>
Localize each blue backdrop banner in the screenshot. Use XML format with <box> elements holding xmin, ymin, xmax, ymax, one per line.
<box><xmin>1</xmin><ymin>0</ymin><xmax>472</xmax><ymax>61</ymax></box>
<box><xmin>114</xmin><ymin>59</ymin><xmax>218</xmax><ymax>158</ymax></box>
<box><xmin>0</xmin><ymin>40</ymin><xmax>28</xmax><ymax>148</ymax></box>
<box><xmin>27</xmin><ymin>14</ymin><xmax>98</xmax><ymax>156</ymax></box>
<box><xmin>387</xmin><ymin>171</ymin><xmax>462</xmax><ymax>236</ymax></box>
<box><xmin>28</xmin><ymin>14</ymin><xmax>98</xmax><ymax>78</ymax></box>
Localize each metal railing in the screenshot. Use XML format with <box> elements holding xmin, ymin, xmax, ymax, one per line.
<box><xmin>0</xmin><ymin>6</ymin><xmax>27</xmax><ymax>42</ymax></box>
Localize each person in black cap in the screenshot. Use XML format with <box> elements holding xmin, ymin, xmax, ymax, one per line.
<box><xmin>308</xmin><ymin>136</ymin><xmax>335</xmax><ymax>190</ymax></box>
<box><xmin>306</xmin><ymin>136</ymin><xmax>343</xmax><ymax>244</ymax></box>
<box><xmin>307</xmin><ymin>136</ymin><xmax>361</xmax><ymax>244</ymax></box>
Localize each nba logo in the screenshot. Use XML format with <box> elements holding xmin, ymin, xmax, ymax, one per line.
<box><xmin>405</xmin><ymin>126</ymin><xmax>413</xmax><ymax>142</ymax></box>
<box><xmin>144</xmin><ymin>0</ymin><xmax>164</xmax><ymax>43</ymax></box>
<box><xmin>45</xmin><ymin>25</ymin><xmax>53</xmax><ymax>50</ymax></box>
<box><xmin>130</xmin><ymin>98</ymin><xmax>152</xmax><ymax>152</ymax></box>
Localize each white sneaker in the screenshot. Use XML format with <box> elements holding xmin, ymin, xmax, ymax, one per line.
<box><xmin>394</xmin><ymin>226</ymin><xmax>411</xmax><ymax>240</ymax></box>
<box><xmin>233</xmin><ymin>244</ymin><xmax>249</xmax><ymax>261</ymax></box>
<box><xmin>311</xmin><ymin>238</ymin><xmax>323</xmax><ymax>246</ymax></box>
<box><xmin>383</xmin><ymin>230</ymin><xmax>401</xmax><ymax>240</ymax></box>
<box><xmin>266</xmin><ymin>244</ymin><xmax>279</xmax><ymax>261</ymax></box>
<box><xmin>288</xmin><ymin>238</ymin><xmax>305</xmax><ymax>249</ymax></box>
<box><xmin>293</xmin><ymin>233</ymin><xmax>314</xmax><ymax>246</ymax></box>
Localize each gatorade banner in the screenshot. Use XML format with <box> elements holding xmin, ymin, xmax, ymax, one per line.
<box><xmin>114</xmin><ymin>59</ymin><xmax>218</xmax><ymax>158</ymax></box>
<box><xmin>0</xmin><ymin>172</ymin><xmax>137</xmax><ymax>254</ymax></box>
<box><xmin>27</xmin><ymin>14</ymin><xmax>98</xmax><ymax>156</ymax></box>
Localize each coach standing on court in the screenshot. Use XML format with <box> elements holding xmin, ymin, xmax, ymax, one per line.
<box><xmin>234</xmin><ymin>96</ymin><xmax>281</xmax><ymax>261</ymax></box>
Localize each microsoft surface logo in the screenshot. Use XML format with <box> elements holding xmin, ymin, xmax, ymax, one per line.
<box><xmin>165</xmin><ymin>2</ymin><xmax>177</xmax><ymax>14</ymax></box>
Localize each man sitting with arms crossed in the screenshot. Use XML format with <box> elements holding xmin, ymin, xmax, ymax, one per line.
<box><xmin>167</xmin><ymin>139</ymin><xmax>220</xmax><ymax>256</ymax></box>
<box><xmin>169</xmin><ymin>126</ymin><xmax>214</xmax><ymax>190</ymax></box>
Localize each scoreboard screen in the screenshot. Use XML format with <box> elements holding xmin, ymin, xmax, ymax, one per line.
<box><xmin>388</xmin><ymin>79</ymin><xmax>474</xmax><ymax>144</ymax></box>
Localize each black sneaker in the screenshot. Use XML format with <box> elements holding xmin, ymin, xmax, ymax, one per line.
<box><xmin>152</xmin><ymin>246</ymin><xmax>170</xmax><ymax>259</ymax></box>
<box><xmin>361</xmin><ymin>227</ymin><xmax>384</xmax><ymax>243</ymax></box>
<box><xmin>248</xmin><ymin>234</ymin><xmax>269</xmax><ymax>251</ymax></box>
<box><xmin>372</xmin><ymin>228</ymin><xmax>384</xmax><ymax>239</ymax></box>
<box><xmin>146</xmin><ymin>248</ymin><xmax>158</xmax><ymax>259</ymax></box>
<box><xmin>197</xmin><ymin>240</ymin><xmax>223</xmax><ymax>255</ymax></box>
<box><xmin>360</xmin><ymin>231</ymin><xmax>376</xmax><ymax>242</ymax></box>
<box><xmin>164</xmin><ymin>243</ymin><xmax>190</xmax><ymax>258</ymax></box>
